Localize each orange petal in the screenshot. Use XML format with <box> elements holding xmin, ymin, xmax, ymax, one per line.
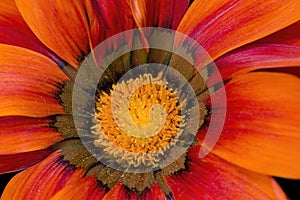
<box><xmin>0</xmin><ymin>0</ymin><xmax>63</xmax><ymax>65</ymax></box>
<box><xmin>203</xmin><ymin>72</ymin><xmax>300</xmax><ymax>178</ymax></box>
<box><xmin>51</xmin><ymin>176</ymin><xmax>106</xmax><ymax>200</ymax></box>
<box><xmin>166</xmin><ymin>146</ymin><xmax>286</xmax><ymax>199</ymax></box>
<box><xmin>1</xmin><ymin>151</ymin><xmax>86</xmax><ymax>200</ymax></box>
<box><xmin>0</xmin><ymin>149</ymin><xmax>52</xmax><ymax>174</ymax></box>
<box><xmin>209</xmin><ymin>44</ymin><xmax>300</xmax><ymax>86</ymax></box>
<box><xmin>177</xmin><ymin>0</ymin><xmax>300</xmax><ymax>62</ymax></box>
<box><xmin>0</xmin><ymin>116</ymin><xmax>63</xmax><ymax>154</ymax></box>
<box><xmin>0</xmin><ymin>44</ymin><xmax>67</xmax><ymax>117</ymax></box>
<box><xmin>15</xmin><ymin>0</ymin><xmax>91</xmax><ymax>67</ymax></box>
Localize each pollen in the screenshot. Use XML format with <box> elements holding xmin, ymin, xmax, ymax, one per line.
<box><xmin>92</xmin><ymin>73</ymin><xmax>186</xmax><ymax>168</ymax></box>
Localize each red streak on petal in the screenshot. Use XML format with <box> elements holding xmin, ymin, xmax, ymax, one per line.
<box><xmin>0</xmin><ymin>149</ymin><xmax>52</xmax><ymax>174</ymax></box>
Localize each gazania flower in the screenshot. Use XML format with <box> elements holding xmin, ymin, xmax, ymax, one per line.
<box><xmin>1</xmin><ymin>0</ymin><xmax>300</xmax><ymax>199</ymax></box>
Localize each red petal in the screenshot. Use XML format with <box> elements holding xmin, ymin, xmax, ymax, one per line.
<box><xmin>1</xmin><ymin>151</ymin><xmax>87</xmax><ymax>200</ymax></box>
<box><xmin>0</xmin><ymin>44</ymin><xmax>67</xmax><ymax>117</ymax></box>
<box><xmin>85</xmin><ymin>0</ymin><xmax>140</xmax><ymax>50</ymax></box>
<box><xmin>167</xmin><ymin>146</ymin><xmax>285</xmax><ymax>199</ymax></box>
<box><xmin>84</xmin><ymin>0</ymin><xmax>105</xmax><ymax>48</ymax></box>
<box><xmin>0</xmin><ymin>0</ymin><xmax>63</xmax><ymax>64</ymax></box>
<box><xmin>253</xmin><ymin>21</ymin><xmax>300</xmax><ymax>46</ymax></box>
<box><xmin>102</xmin><ymin>183</ymin><xmax>166</xmax><ymax>200</ymax></box>
<box><xmin>0</xmin><ymin>149</ymin><xmax>52</xmax><ymax>174</ymax></box>
<box><xmin>203</xmin><ymin>72</ymin><xmax>300</xmax><ymax>178</ymax></box>
<box><xmin>209</xmin><ymin>44</ymin><xmax>300</xmax><ymax>86</ymax></box>
<box><xmin>142</xmin><ymin>184</ymin><xmax>166</xmax><ymax>200</ymax></box>
<box><xmin>15</xmin><ymin>0</ymin><xmax>91</xmax><ymax>67</ymax></box>
<box><xmin>177</xmin><ymin>0</ymin><xmax>300</xmax><ymax>62</ymax></box>
<box><xmin>128</xmin><ymin>0</ymin><xmax>189</xmax><ymax>29</ymax></box>
<box><xmin>0</xmin><ymin>116</ymin><xmax>62</xmax><ymax>154</ymax></box>
<box><xmin>209</xmin><ymin>21</ymin><xmax>300</xmax><ymax>86</ymax></box>
<box><xmin>102</xmin><ymin>183</ymin><xmax>128</xmax><ymax>200</ymax></box>
<box><xmin>94</xmin><ymin>0</ymin><xmax>135</xmax><ymax>38</ymax></box>
<box><xmin>128</xmin><ymin>191</ymin><xmax>139</xmax><ymax>200</ymax></box>
<box><xmin>127</xmin><ymin>0</ymin><xmax>147</xmax><ymax>28</ymax></box>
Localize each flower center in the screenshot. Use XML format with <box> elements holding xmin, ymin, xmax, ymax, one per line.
<box><xmin>92</xmin><ymin>70</ymin><xmax>192</xmax><ymax>171</ymax></box>
<box><xmin>54</xmin><ymin>47</ymin><xmax>209</xmax><ymax>193</ymax></box>
<box><xmin>93</xmin><ymin>73</ymin><xmax>185</xmax><ymax>166</ymax></box>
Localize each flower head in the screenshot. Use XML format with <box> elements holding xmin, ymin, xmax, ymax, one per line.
<box><xmin>0</xmin><ymin>0</ymin><xmax>300</xmax><ymax>199</ymax></box>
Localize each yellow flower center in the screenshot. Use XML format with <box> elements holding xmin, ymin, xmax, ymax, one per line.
<box><xmin>92</xmin><ymin>73</ymin><xmax>186</xmax><ymax>168</ymax></box>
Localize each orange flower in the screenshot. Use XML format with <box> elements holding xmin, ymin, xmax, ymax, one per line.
<box><xmin>0</xmin><ymin>0</ymin><xmax>300</xmax><ymax>199</ymax></box>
